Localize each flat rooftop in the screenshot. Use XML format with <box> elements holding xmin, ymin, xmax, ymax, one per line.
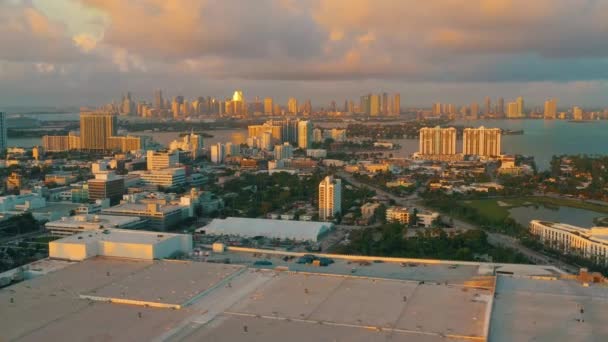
<box><xmin>490</xmin><ymin>276</ymin><xmax>608</xmax><ymax>341</ymax></box>
<box><xmin>52</xmin><ymin>228</ymin><xmax>183</xmax><ymax>245</ymax></box>
<box><xmin>45</xmin><ymin>214</ymin><xmax>141</xmax><ymax>228</ymax></box>
<box><xmin>102</xmin><ymin>203</ymin><xmax>182</xmax><ymax>214</ymax></box>
<box><xmin>1</xmin><ymin>249</ymin><xmax>604</xmax><ymax>341</ymax></box>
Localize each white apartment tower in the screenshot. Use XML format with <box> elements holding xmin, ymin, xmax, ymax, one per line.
<box><xmin>462</xmin><ymin>126</ymin><xmax>502</xmax><ymax>157</ymax></box>
<box><xmin>418</xmin><ymin>126</ymin><xmax>456</xmax><ymax>155</ymax></box>
<box><xmin>319</xmin><ymin>176</ymin><xmax>342</xmax><ymax>221</ymax></box>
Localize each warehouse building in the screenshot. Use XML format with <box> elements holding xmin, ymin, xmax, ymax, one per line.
<box><xmin>197</xmin><ymin>217</ymin><xmax>332</xmax><ymax>242</ymax></box>
<box><xmin>49</xmin><ymin>228</ymin><xmax>192</xmax><ymax>261</ymax></box>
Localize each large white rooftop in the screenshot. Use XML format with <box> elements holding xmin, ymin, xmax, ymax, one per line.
<box><xmin>53</xmin><ymin>228</ymin><xmax>180</xmax><ymax>245</ymax></box>
<box><xmin>198</xmin><ymin>217</ymin><xmax>333</xmax><ymax>242</ymax></box>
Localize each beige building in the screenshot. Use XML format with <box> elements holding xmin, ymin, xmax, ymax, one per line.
<box><xmin>49</xmin><ymin>228</ymin><xmax>192</xmax><ymax>261</ymax></box>
<box><xmin>419</xmin><ymin>126</ymin><xmax>456</xmax><ymax>155</ymax></box>
<box><xmin>544</xmin><ymin>98</ymin><xmax>557</xmax><ymax>119</ymax></box>
<box><xmin>319</xmin><ymin>175</ymin><xmax>341</xmax><ymax>221</ymax></box>
<box><xmin>264</xmin><ymin>97</ymin><xmax>273</xmax><ymax>115</ymax></box>
<box><xmin>462</xmin><ymin>126</ymin><xmax>501</xmax><ymax>157</ymax></box>
<box><xmin>147</xmin><ymin>150</ymin><xmax>179</xmax><ymax>170</ymax></box>
<box><xmin>530</xmin><ymin>220</ymin><xmax>608</xmax><ymax>264</ymax></box>
<box><xmin>80</xmin><ymin>112</ymin><xmax>117</xmax><ymax>150</ymax></box>
<box><xmin>297</xmin><ymin>120</ymin><xmax>312</xmax><ymax>149</ymax></box>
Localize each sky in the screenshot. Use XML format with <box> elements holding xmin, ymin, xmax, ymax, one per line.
<box><xmin>2</xmin><ymin>0</ymin><xmax>608</xmax><ymax>108</ymax></box>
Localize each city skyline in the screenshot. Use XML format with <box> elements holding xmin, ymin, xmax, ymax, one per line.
<box><xmin>3</xmin><ymin>0</ymin><xmax>608</xmax><ymax>107</ymax></box>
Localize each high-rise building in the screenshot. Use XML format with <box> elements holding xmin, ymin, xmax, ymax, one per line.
<box><xmin>319</xmin><ymin>175</ymin><xmax>341</xmax><ymax>221</ymax></box>
<box><xmin>470</xmin><ymin>102</ymin><xmax>479</xmax><ymax>119</ymax></box>
<box><xmin>418</xmin><ymin>126</ymin><xmax>456</xmax><ymax>155</ymax></box>
<box><xmin>0</xmin><ymin>112</ymin><xmax>6</xmax><ymax>151</ymax></box>
<box><xmin>87</xmin><ymin>172</ymin><xmax>125</xmax><ymax>205</ymax></box>
<box><xmin>80</xmin><ymin>112</ymin><xmax>117</xmax><ymax>150</ymax></box>
<box><xmin>274</xmin><ymin>142</ymin><xmax>294</xmax><ymax>160</ymax></box>
<box><xmin>573</xmin><ymin>106</ymin><xmax>584</xmax><ymax>121</ymax></box>
<box><xmin>172</xmin><ymin>96</ymin><xmax>183</xmax><ymax>118</ymax></box>
<box><xmin>544</xmin><ymin>98</ymin><xmax>558</xmax><ymax>119</ymax></box>
<box><xmin>168</xmin><ymin>133</ymin><xmax>203</xmax><ymax>159</ymax></box>
<box><xmin>432</xmin><ymin>103</ymin><xmax>442</xmax><ymax>116</ymax></box>
<box><xmin>484</xmin><ymin>96</ymin><xmax>491</xmax><ymax>115</ymax></box>
<box><xmin>297</xmin><ymin>120</ymin><xmax>312</xmax><ymax>149</ymax></box>
<box><xmin>381</xmin><ymin>92</ymin><xmax>388</xmax><ymax>115</ymax></box>
<box><xmin>392</xmin><ymin>93</ymin><xmax>401</xmax><ymax>115</ymax></box>
<box><xmin>264</xmin><ymin>98</ymin><xmax>273</xmax><ymax>115</ymax></box>
<box><xmin>210</xmin><ymin>143</ymin><xmax>226</xmax><ymax>164</ymax></box>
<box><xmin>516</xmin><ymin>96</ymin><xmax>524</xmax><ymax>117</ymax></box>
<box><xmin>288</xmin><ymin>97</ymin><xmax>298</xmax><ymax>115</ymax></box>
<box><xmin>496</xmin><ymin>97</ymin><xmax>504</xmax><ymax>116</ymax></box>
<box><xmin>154</xmin><ymin>90</ymin><xmax>164</xmax><ymax>110</ymax></box>
<box><xmin>370</xmin><ymin>94</ymin><xmax>380</xmax><ymax>116</ymax></box>
<box><xmin>462</xmin><ymin>126</ymin><xmax>501</xmax><ymax>157</ymax></box>
<box><xmin>507</xmin><ymin>102</ymin><xmax>519</xmax><ymax>118</ymax></box>
<box><xmin>360</xmin><ymin>95</ymin><xmax>370</xmax><ymax>114</ymax></box>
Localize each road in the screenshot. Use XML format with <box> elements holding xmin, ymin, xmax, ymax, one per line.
<box><xmin>338</xmin><ymin>171</ymin><xmax>578</xmax><ymax>273</ymax></box>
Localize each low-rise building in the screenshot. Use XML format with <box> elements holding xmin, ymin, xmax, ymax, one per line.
<box><xmin>131</xmin><ymin>167</ymin><xmax>186</xmax><ymax>188</ymax></box>
<box><xmin>102</xmin><ymin>203</ymin><xmax>183</xmax><ymax>231</ymax></box>
<box><xmin>416</xmin><ymin>211</ymin><xmax>440</xmax><ymax>228</ymax></box>
<box><xmin>49</xmin><ymin>228</ymin><xmax>192</xmax><ymax>261</ymax></box>
<box><xmin>45</xmin><ymin>214</ymin><xmax>143</xmax><ymax>236</ymax></box>
<box><xmin>530</xmin><ymin>220</ymin><xmax>608</xmax><ymax>264</ymax></box>
<box><xmin>386</xmin><ymin>206</ymin><xmax>410</xmax><ymax>224</ymax></box>
<box><xmin>361</xmin><ymin>202</ymin><xmax>380</xmax><ymax>219</ymax></box>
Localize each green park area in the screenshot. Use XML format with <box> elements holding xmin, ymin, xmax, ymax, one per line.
<box><xmin>464</xmin><ymin>196</ymin><xmax>608</xmax><ymax>222</ymax></box>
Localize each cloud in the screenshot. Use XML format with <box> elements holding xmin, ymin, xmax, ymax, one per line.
<box><xmin>4</xmin><ymin>0</ymin><xmax>608</xmax><ymax>106</ymax></box>
<box><xmin>0</xmin><ymin>1</ymin><xmax>83</xmax><ymax>63</ymax></box>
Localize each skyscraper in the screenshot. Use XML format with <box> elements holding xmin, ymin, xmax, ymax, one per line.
<box><xmin>470</xmin><ymin>102</ymin><xmax>479</xmax><ymax>119</ymax></box>
<box><xmin>463</xmin><ymin>126</ymin><xmax>501</xmax><ymax>157</ymax></box>
<box><xmin>154</xmin><ymin>90</ymin><xmax>164</xmax><ymax>110</ymax></box>
<box><xmin>210</xmin><ymin>143</ymin><xmax>226</xmax><ymax>164</ymax></box>
<box><xmin>419</xmin><ymin>126</ymin><xmax>456</xmax><ymax>155</ymax></box>
<box><xmin>360</xmin><ymin>94</ymin><xmax>370</xmax><ymax>114</ymax></box>
<box><xmin>80</xmin><ymin>112</ymin><xmax>117</xmax><ymax>150</ymax></box>
<box><xmin>544</xmin><ymin>98</ymin><xmax>557</xmax><ymax>119</ymax></box>
<box><xmin>516</xmin><ymin>96</ymin><xmax>524</xmax><ymax>116</ymax></box>
<box><xmin>496</xmin><ymin>97</ymin><xmax>504</xmax><ymax>116</ymax></box>
<box><xmin>288</xmin><ymin>97</ymin><xmax>298</xmax><ymax>115</ymax></box>
<box><xmin>264</xmin><ymin>98</ymin><xmax>273</xmax><ymax>115</ymax></box>
<box><xmin>0</xmin><ymin>112</ymin><xmax>6</xmax><ymax>151</ymax></box>
<box><xmin>319</xmin><ymin>175</ymin><xmax>342</xmax><ymax>221</ymax></box>
<box><xmin>370</xmin><ymin>94</ymin><xmax>380</xmax><ymax>116</ymax></box>
<box><xmin>297</xmin><ymin>120</ymin><xmax>312</xmax><ymax>149</ymax></box>
<box><xmin>573</xmin><ymin>106</ymin><xmax>584</xmax><ymax>120</ymax></box>
<box><xmin>432</xmin><ymin>103</ymin><xmax>442</xmax><ymax>116</ymax></box>
<box><xmin>392</xmin><ymin>93</ymin><xmax>401</xmax><ymax>115</ymax></box>
<box><xmin>484</xmin><ymin>96</ymin><xmax>491</xmax><ymax>115</ymax></box>
<box><xmin>507</xmin><ymin>102</ymin><xmax>519</xmax><ymax>118</ymax></box>
<box><xmin>381</xmin><ymin>92</ymin><xmax>388</xmax><ymax>115</ymax></box>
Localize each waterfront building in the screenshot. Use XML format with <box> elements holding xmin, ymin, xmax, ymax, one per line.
<box><xmin>418</xmin><ymin>126</ymin><xmax>456</xmax><ymax>155</ymax></box>
<box><xmin>530</xmin><ymin>220</ymin><xmax>608</xmax><ymax>264</ymax></box>
<box><xmin>462</xmin><ymin>126</ymin><xmax>501</xmax><ymax>157</ymax></box>
<box><xmin>544</xmin><ymin>98</ymin><xmax>558</xmax><ymax>119</ymax></box>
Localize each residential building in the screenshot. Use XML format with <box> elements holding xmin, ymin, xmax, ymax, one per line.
<box><xmin>318</xmin><ymin>176</ymin><xmax>341</xmax><ymax>221</ymax></box>
<box><xmin>210</xmin><ymin>143</ymin><xmax>226</xmax><ymax>164</ymax></box>
<box><xmin>264</xmin><ymin>97</ymin><xmax>273</xmax><ymax>115</ymax></box>
<box><xmin>419</xmin><ymin>126</ymin><xmax>456</xmax><ymax>155</ymax></box>
<box><xmin>287</xmin><ymin>97</ymin><xmax>298</xmax><ymax>115</ymax></box>
<box><xmin>544</xmin><ymin>98</ymin><xmax>558</xmax><ymax>119</ymax></box>
<box><xmin>386</xmin><ymin>206</ymin><xmax>410</xmax><ymax>224</ymax></box>
<box><xmin>274</xmin><ymin>142</ymin><xmax>294</xmax><ymax>160</ymax></box>
<box><xmin>80</xmin><ymin>112</ymin><xmax>117</xmax><ymax>150</ymax></box>
<box><xmin>573</xmin><ymin>106</ymin><xmax>584</xmax><ymax>120</ymax></box>
<box><xmin>361</xmin><ymin>202</ymin><xmax>380</xmax><ymax>219</ymax></box>
<box><xmin>297</xmin><ymin>120</ymin><xmax>312</xmax><ymax>149</ymax></box>
<box><xmin>168</xmin><ymin>133</ymin><xmax>203</xmax><ymax>159</ymax></box>
<box><xmin>462</xmin><ymin>126</ymin><xmax>502</xmax><ymax>157</ymax></box>
<box><xmin>132</xmin><ymin>167</ymin><xmax>186</xmax><ymax>188</ymax></box>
